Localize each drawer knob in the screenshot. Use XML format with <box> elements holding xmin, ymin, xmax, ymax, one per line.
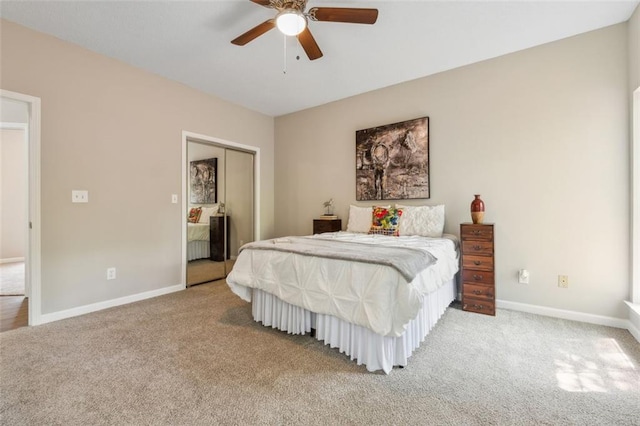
<box><xmin>473</xmin><ymin>245</ymin><xmax>482</xmax><ymax>250</ymax></box>
<box><xmin>473</xmin><ymin>290</ymin><xmax>482</xmax><ymax>295</ymax></box>
<box><xmin>473</xmin><ymin>260</ymin><xmax>482</xmax><ymax>266</ymax></box>
<box><xmin>472</xmin><ymin>230</ymin><xmax>481</xmax><ymax>235</ymax></box>
<box><xmin>473</xmin><ymin>274</ymin><xmax>483</xmax><ymax>280</ymax></box>
<box><xmin>473</xmin><ymin>304</ymin><xmax>484</xmax><ymax>310</ymax></box>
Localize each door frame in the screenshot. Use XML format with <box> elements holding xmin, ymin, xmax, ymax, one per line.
<box><xmin>181</xmin><ymin>130</ymin><xmax>260</xmax><ymax>287</ymax></box>
<box><xmin>632</xmin><ymin>87</ymin><xmax>639</xmax><ymax>304</ymax></box>
<box><xmin>1</xmin><ymin>89</ymin><xmax>42</xmax><ymax>325</ymax></box>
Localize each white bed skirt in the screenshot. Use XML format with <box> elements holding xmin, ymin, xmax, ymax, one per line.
<box><xmin>251</xmin><ymin>277</ymin><xmax>456</xmax><ymax>374</ymax></box>
<box><xmin>187</xmin><ymin>240</ymin><xmax>210</xmax><ymax>261</ymax></box>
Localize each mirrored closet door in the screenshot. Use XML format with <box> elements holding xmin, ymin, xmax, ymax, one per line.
<box><xmin>186</xmin><ymin>140</ymin><xmax>254</xmax><ymax>286</ymax></box>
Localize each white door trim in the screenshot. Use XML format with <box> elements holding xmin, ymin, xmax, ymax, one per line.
<box><xmin>181</xmin><ymin>130</ymin><xmax>261</xmax><ymax>287</ymax></box>
<box><xmin>1</xmin><ymin>89</ymin><xmax>42</xmax><ymax>326</ymax></box>
<box><xmin>632</xmin><ymin>87</ymin><xmax>640</xmax><ymax>304</ymax></box>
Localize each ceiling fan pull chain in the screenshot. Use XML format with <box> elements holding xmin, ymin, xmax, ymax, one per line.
<box><xmin>283</xmin><ymin>34</ymin><xmax>287</xmax><ymax>74</ymax></box>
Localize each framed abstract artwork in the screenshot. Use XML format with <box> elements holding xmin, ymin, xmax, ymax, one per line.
<box><xmin>356</xmin><ymin>117</ymin><xmax>429</xmax><ymax>201</ymax></box>
<box><xmin>190</xmin><ymin>158</ymin><xmax>217</xmax><ymax>204</ymax></box>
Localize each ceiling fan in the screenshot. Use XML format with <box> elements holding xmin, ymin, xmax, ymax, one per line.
<box><xmin>231</xmin><ymin>0</ymin><xmax>379</xmax><ymax>61</ymax></box>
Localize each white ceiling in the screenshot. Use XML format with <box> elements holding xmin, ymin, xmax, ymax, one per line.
<box><xmin>1</xmin><ymin>1</ymin><xmax>638</xmax><ymax>117</ymax></box>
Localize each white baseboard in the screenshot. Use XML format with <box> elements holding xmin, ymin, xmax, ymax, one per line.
<box><xmin>628</xmin><ymin>320</ymin><xmax>640</xmax><ymax>343</ymax></box>
<box><xmin>624</xmin><ymin>301</ymin><xmax>640</xmax><ymax>343</ymax></box>
<box><xmin>38</xmin><ymin>284</ymin><xmax>186</xmax><ymax>325</ymax></box>
<box><xmin>496</xmin><ymin>299</ymin><xmax>630</xmax><ymax>330</ymax></box>
<box><xmin>0</xmin><ymin>257</ymin><xmax>25</xmax><ymax>264</ymax></box>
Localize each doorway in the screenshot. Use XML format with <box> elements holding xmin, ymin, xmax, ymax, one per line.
<box><xmin>182</xmin><ymin>131</ymin><xmax>259</xmax><ymax>287</ymax></box>
<box><xmin>0</xmin><ymin>90</ymin><xmax>42</xmax><ymax>328</ymax></box>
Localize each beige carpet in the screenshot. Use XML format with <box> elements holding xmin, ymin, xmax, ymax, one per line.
<box><xmin>0</xmin><ymin>262</ymin><xmax>25</xmax><ymax>296</ymax></box>
<box><xmin>1</xmin><ymin>281</ymin><xmax>639</xmax><ymax>425</ymax></box>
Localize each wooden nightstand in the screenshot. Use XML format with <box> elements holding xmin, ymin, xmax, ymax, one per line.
<box><xmin>313</xmin><ymin>219</ymin><xmax>342</xmax><ymax>234</ymax></box>
<box><xmin>210</xmin><ymin>215</ymin><xmax>230</xmax><ymax>261</ymax></box>
<box><xmin>460</xmin><ymin>223</ymin><xmax>495</xmax><ymax>316</ymax></box>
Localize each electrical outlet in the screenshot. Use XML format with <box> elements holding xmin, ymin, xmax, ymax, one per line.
<box><xmin>171</xmin><ymin>194</ymin><xmax>178</xmax><ymax>204</ymax></box>
<box><xmin>518</xmin><ymin>269</ymin><xmax>530</xmax><ymax>284</ymax></box>
<box><xmin>107</xmin><ymin>267</ymin><xmax>116</xmax><ymax>280</ymax></box>
<box><xmin>71</xmin><ymin>190</ymin><xmax>89</xmax><ymax>203</ymax></box>
<box><xmin>558</xmin><ymin>275</ymin><xmax>568</xmax><ymax>288</ymax></box>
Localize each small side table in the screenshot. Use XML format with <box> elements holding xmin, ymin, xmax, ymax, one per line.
<box><xmin>313</xmin><ymin>219</ymin><xmax>342</xmax><ymax>234</ymax></box>
<box><xmin>210</xmin><ymin>215</ymin><xmax>230</xmax><ymax>261</ymax></box>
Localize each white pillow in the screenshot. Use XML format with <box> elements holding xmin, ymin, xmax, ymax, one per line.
<box><xmin>198</xmin><ymin>205</ymin><xmax>219</xmax><ymax>223</ymax></box>
<box><xmin>346</xmin><ymin>205</ymin><xmax>391</xmax><ymax>233</ymax></box>
<box><xmin>346</xmin><ymin>205</ymin><xmax>372</xmax><ymax>233</ymax></box>
<box><xmin>396</xmin><ymin>204</ymin><xmax>445</xmax><ymax>237</ymax></box>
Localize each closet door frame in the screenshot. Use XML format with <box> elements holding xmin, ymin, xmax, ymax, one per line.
<box><xmin>181</xmin><ymin>131</ymin><xmax>260</xmax><ymax>288</ymax></box>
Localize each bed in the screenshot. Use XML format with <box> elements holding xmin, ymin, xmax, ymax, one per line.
<box><xmin>187</xmin><ymin>205</ymin><xmax>220</xmax><ymax>261</ymax></box>
<box><xmin>187</xmin><ymin>222</ymin><xmax>210</xmax><ymax>261</ymax></box>
<box><xmin>226</xmin><ymin>214</ymin><xmax>459</xmax><ymax>373</ymax></box>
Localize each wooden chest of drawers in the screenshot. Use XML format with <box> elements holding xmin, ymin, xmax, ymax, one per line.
<box><xmin>460</xmin><ymin>223</ymin><xmax>495</xmax><ymax>316</ymax></box>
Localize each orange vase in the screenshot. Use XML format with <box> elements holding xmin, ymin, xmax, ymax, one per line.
<box><xmin>470</xmin><ymin>195</ymin><xmax>485</xmax><ymax>224</ymax></box>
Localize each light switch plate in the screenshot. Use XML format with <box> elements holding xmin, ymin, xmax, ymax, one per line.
<box><xmin>171</xmin><ymin>194</ymin><xmax>178</xmax><ymax>204</ymax></box>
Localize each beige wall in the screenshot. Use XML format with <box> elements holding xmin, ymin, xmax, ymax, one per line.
<box><xmin>629</xmin><ymin>4</ymin><xmax>639</xmax><ymax>329</ymax></box>
<box><xmin>630</xmin><ymin>5</ymin><xmax>640</xmax><ymax>92</ymax></box>
<box><xmin>0</xmin><ymin>19</ymin><xmax>275</xmax><ymax>314</ymax></box>
<box><xmin>275</xmin><ymin>24</ymin><xmax>629</xmax><ymax>319</ymax></box>
<box><xmin>0</xmin><ymin>128</ymin><xmax>27</xmax><ymax>260</ymax></box>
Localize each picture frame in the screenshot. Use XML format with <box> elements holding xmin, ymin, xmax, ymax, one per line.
<box><xmin>190</xmin><ymin>158</ymin><xmax>217</xmax><ymax>204</ymax></box>
<box><xmin>356</xmin><ymin>117</ymin><xmax>429</xmax><ymax>201</ymax></box>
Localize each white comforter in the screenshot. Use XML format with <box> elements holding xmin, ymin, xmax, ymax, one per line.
<box><xmin>187</xmin><ymin>223</ymin><xmax>209</xmax><ymax>242</ymax></box>
<box><xmin>226</xmin><ymin>232</ymin><xmax>459</xmax><ymax>337</ymax></box>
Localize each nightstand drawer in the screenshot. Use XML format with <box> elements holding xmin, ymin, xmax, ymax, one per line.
<box><xmin>462</xmin><ymin>297</ymin><xmax>495</xmax><ymax>316</ymax></box>
<box><xmin>462</xmin><ymin>240</ymin><xmax>493</xmax><ymax>256</ymax></box>
<box><xmin>313</xmin><ymin>219</ymin><xmax>341</xmax><ymax>234</ymax></box>
<box><xmin>462</xmin><ymin>270</ymin><xmax>494</xmax><ymax>285</ymax></box>
<box><xmin>462</xmin><ymin>255</ymin><xmax>494</xmax><ymax>271</ymax></box>
<box><xmin>463</xmin><ymin>283</ymin><xmax>494</xmax><ymax>301</ymax></box>
<box><xmin>461</xmin><ymin>224</ymin><xmax>494</xmax><ymax>241</ymax></box>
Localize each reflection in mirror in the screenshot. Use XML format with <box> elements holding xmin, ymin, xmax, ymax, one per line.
<box><xmin>186</xmin><ymin>141</ymin><xmax>226</xmax><ymax>286</ymax></box>
<box><xmin>186</xmin><ymin>140</ymin><xmax>255</xmax><ymax>287</ymax></box>
<box><xmin>225</xmin><ymin>149</ymin><xmax>254</xmax><ymax>273</ymax></box>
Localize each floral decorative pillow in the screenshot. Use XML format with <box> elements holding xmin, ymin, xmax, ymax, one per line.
<box><xmin>188</xmin><ymin>207</ymin><xmax>202</xmax><ymax>223</ymax></box>
<box><xmin>369</xmin><ymin>207</ymin><xmax>403</xmax><ymax>236</ymax></box>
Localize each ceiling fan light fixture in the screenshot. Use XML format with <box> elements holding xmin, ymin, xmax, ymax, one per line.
<box><xmin>276</xmin><ymin>9</ymin><xmax>306</xmax><ymax>36</ymax></box>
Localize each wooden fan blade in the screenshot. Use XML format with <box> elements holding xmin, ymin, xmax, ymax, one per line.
<box><xmin>308</xmin><ymin>7</ymin><xmax>378</xmax><ymax>24</ymax></box>
<box><xmin>250</xmin><ymin>0</ymin><xmax>272</xmax><ymax>7</ymax></box>
<box><xmin>231</xmin><ymin>19</ymin><xmax>275</xmax><ymax>46</ymax></box>
<box><xmin>297</xmin><ymin>27</ymin><xmax>323</xmax><ymax>61</ymax></box>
